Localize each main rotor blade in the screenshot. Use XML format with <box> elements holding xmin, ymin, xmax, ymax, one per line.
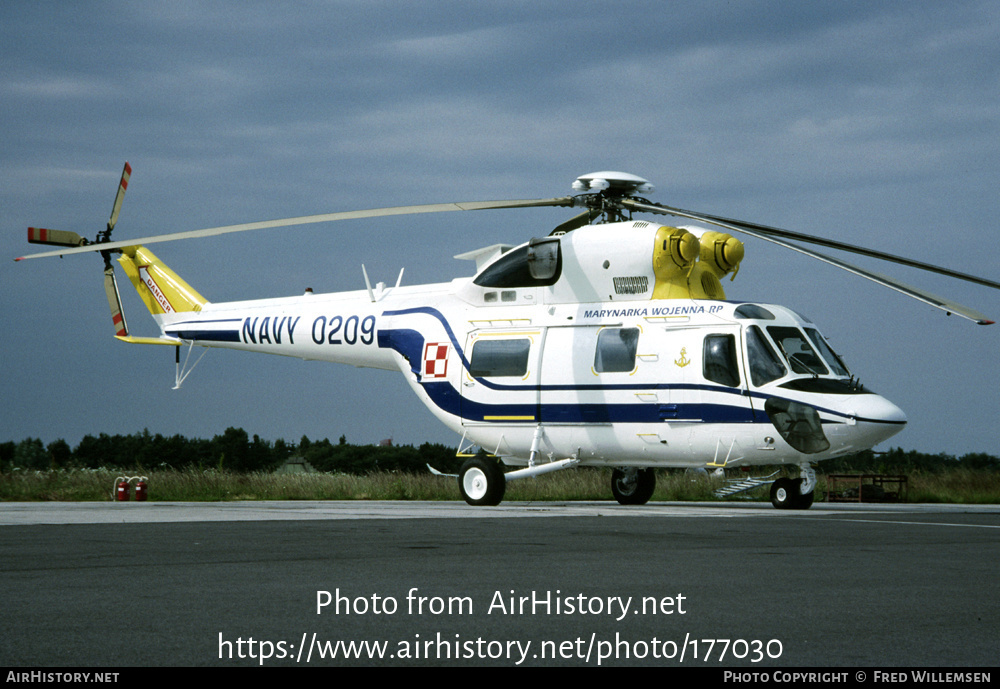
<box><xmin>628</xmin><ymin>200</ymin><xmax>1000</xmax><ymax>292</ymax></box>
<box><xmin>16</xmin><ymin>196</ymin><xmax>576</xmax><ymax>261</ymax></box>
<box><xmin>622</xmin><ymin>199</ymin><xmax>994</xmax><ymax>324</ymax></box>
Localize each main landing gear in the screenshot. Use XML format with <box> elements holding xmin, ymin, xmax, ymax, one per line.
<box><xmin>456</xmin><ymin>455</ymin><xmax>582</xmax><ymax>506</ymax></box>
<box><xmin>455</xmin><ymin>454</ymin><xmax>816</xmax><ymax>510</ymax></box>
<box><xmin>457</xmin><ymin>457</ymin><xmax>506</xmax><ymax>506</ymax></box>
<box><xmin>456</xmin><ymin>456</ymin><xmax>646</xmax><ymax>507</ymax></box>
<box><xmin>611</xmin><ymin>467</ymin><xmax>656</xmax><ymax>505</ymax></box>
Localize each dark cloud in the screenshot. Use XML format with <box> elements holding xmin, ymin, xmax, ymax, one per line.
<box><xmin>3</xmin><ymin>1</ymin><xmax>997</xmax><ymax>454</ymax></box>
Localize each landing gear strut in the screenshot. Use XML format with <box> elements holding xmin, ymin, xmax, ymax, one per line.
<box><xmin>611</xmin><ymin>467</ymin><xmax>656</xmax><ymax>505</ymax></box>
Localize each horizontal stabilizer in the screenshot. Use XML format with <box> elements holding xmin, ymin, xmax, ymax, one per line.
<box><xmin>115</xmin><ymin>335</ymin><xmax>180</xmax><ymax>345</ymax></box>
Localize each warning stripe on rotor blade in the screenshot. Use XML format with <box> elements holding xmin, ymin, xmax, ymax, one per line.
<box><xmin>112</xmin><ymin>312</ymin><xmax>127</xmax><ymax>337</ymax></box>
<box><xmin>27</xmin><ymin>227</ymin><xmax>86</xmax><ymax>247</ymax></box>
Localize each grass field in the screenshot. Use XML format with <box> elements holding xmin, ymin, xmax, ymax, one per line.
<box><xmin>1</xmin><ymin>466</ymin><xmax>998</xmax><ymax>503</ymax></box>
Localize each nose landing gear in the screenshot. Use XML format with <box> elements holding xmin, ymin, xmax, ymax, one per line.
<box><xmin>770</xmin><ymin>464</ymin><xmax>816</xmax><ymax>509</ymax></box>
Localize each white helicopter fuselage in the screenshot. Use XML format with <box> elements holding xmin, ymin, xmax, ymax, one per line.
<box><xmin>149</xmin><ymin>220</ymin><xmax>907</xmax><ymax>472</ymax></box>
<box><xmin>24</xmin><ymin>167</ymin><xmax>996</xmax><ymax>507</ymax></box>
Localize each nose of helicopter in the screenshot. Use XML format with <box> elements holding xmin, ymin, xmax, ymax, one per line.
<box><xmin>847</xmin><ymin>393</ymin><xmax>908</xmax><ymax>447</ymax></box>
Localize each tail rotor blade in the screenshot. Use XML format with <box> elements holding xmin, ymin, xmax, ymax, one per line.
<box><xmin>27</xmin><ymin>227</ymin><xmax>88</xmax><ymax>248</ymax></box>
<box><xmin>107</xmin><ymin>162</ymin><xmax>132</xmax><ymax>236</ymax></box>
<box><xmin>103</xmin><ymin>264</ymin><xmax>129</xmax><ymax>337</ymax></box>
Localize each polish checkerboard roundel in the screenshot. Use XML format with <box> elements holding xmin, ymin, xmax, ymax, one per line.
<box><xmin>423</xmin><ymin>342</ymin><xmax>449</xmax><ymax>379</ymax></box>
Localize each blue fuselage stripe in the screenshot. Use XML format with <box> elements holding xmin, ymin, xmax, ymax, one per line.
<box><xmin>166</xmin><ymin>329</ymin><xmax>241</xmax><ymax>342</ymax></box>
<box><xmin>376</xmin><ymin>309</ymin><xmax>761</xmax><ymax>424</ymax></box>
<box><xmin>376</xmin><ymin>308</ymin><xmax>887</xmax><ymax>426</ymax></box>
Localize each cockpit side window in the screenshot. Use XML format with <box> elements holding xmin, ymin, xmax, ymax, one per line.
<box><xmin>703</xmin><ymin>334</ymin><xmax>740</xmax><ymax>387</ymax></box>
<box><xmin>804</xmin><ymin>328</ymin><xmax>850</xmax><ymax>377</ymax></box>
<box><xmin>746</xmin><ymin>325</ymin><xmax>786</xmax><ymax>386</ymax></box>
<box><xmin>766</xmin><ymin>326</ymin><xmax>829</xmax><ymax>376</ymax></box>
<box><xmin>473</xmin><ymin>238</ymin><xmax>561</xmax><ymax>288</ymax></box>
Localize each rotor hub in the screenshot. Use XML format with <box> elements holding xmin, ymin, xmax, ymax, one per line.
<box><xmin>572</xmin><ymin>171</ymin><xmax>654</xmax><ymax>197</ymax></box>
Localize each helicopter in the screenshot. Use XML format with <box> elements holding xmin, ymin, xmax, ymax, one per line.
<box><xmin>18</xmin><ymin>166</ymin><xmax>999</xmax><ymax>508</ymax></box>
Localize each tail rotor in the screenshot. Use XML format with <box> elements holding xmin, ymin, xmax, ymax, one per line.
<box><xmin>100</xmin><ymin>163</ymin><xmax>132</xmax><ymax>337</ymax></box>
<box><xmin>26</xmin><ymin>162</ymin><xmax>134</xmax><ymax>337</ymax></box>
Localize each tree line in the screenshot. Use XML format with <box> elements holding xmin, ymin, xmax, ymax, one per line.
<box><xmin>2</xmin><ymin>430</ymin><xmax>997</xmax><ymax>475</ymax></box>
<box><xmin>0</xmin><ymin>428</ymin><xmax>465</xmax><ymax>475</ymax></box>
<box><xmin>820</xmin><ymin>447</ymin><xmax>999</xmax><ymax>474</ymax></box>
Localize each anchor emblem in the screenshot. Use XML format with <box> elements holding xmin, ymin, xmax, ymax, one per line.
<box><xmin>675</xmin><ymin>347</ymin><xmax>691</xmax><ymax>367</ymax></box>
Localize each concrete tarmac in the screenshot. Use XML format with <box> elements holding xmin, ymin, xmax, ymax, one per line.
<box><xmin>1</xmin><ymin>500</ymin><xmax>997</xmax><ymax>667</ymax></box>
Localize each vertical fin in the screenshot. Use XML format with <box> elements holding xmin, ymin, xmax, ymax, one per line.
<box><xmin>117</xmin><ymin>246</ymin><xmax>207</xmax><ymax>314</ymax></box>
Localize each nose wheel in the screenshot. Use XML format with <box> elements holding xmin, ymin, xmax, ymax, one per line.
<box><xmin>770</xmin><ymin>477</ymin><xmax>815</xmax><ymax>509</ymax></box>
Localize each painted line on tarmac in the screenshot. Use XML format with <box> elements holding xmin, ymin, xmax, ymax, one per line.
<box><xmin>805</xmin><ymin>516</ymin><xmax>1000</xmax><ymax>529</ymax></box>
<box><xmin>2</xmin><ymin>500</ymin><xmax>997</xmax><ymax>526</ymax></box>
<box><xmin>0</xmin><ymin>500</ymin><xmax>822</xmax><ymax>525</ymax></box>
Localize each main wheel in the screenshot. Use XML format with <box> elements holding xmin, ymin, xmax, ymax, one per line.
<box><xmin>770</xmin><ymin>477</ymin><xmax>797</xmax><ymax>509</ymax></box>
<box><xmin>458</xmin><ymin>457</ymin><xmax>506</xmax><ymax>506</ymax></box>
<box><xmin>611</xmin><ymin>467</ymin><xmax>656</xmax><ymax>505</ymax></box>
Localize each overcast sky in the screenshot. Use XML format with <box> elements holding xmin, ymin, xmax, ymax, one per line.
<box><xmin>3</xmin><ymin>1</ymin><xmax>998</xmax><ymax>459</ymax></box>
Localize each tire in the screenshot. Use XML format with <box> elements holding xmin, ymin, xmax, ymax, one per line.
<box><xmin>611</xmin><ymin>467</ymin><xmax>656</xmax><ymax>505</ymax></box>
<box><xmin>791</xmin><ymin>478</ymin><xmax>815</xmax><ymax>510</ymax></box>
<box><xmin>770</xmin><ymin>477</ymin><xmax>797</xmax><ymax>509</ymax></box>
<box><xmin>458</xmin><ymin>457</ymin><xmax>506</xmax><ymax>506</ymax></box>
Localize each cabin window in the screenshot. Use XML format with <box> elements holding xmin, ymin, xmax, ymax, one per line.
<box><xmin>594</xmin><ymin>327</ymin><xmax>639</xmax><ymax>373</ymax></box>
<box><xmin>703</xmin><ymin>334</ymin><xmax>741</xmax><ymax>387</ymax></box>
<box><xmin>469</xmin><ymin>338</ymin><xmax>531</xmax><ymax>377</ymax></box>
<box><xmin>767</xmin><ymin>326</ymin><xmax>829</xmax><ymax>376</ymax></box>
<box><xmin>473</xmin><ymin>237</ymin><xmax>561</xmax><ymax>288</ymax></box>
<box><xmin>746</xmin><ymin>325</ymin><xmax>786</xmax><ymax>386</ymax></box>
